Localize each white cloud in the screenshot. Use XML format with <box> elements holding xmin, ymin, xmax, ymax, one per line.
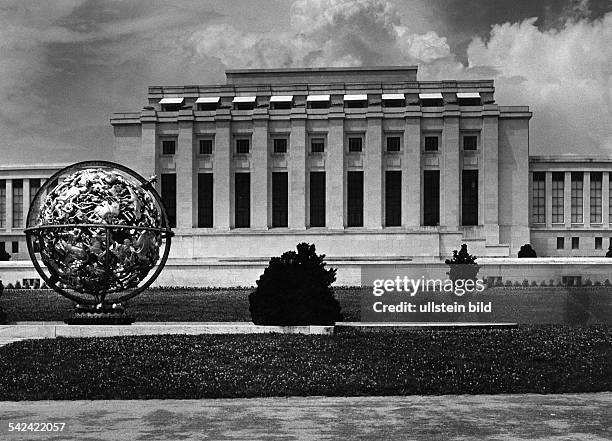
<box><xmin>466</xmin><ymin>14</ymin><xmax>612</xmax><ymax>153</ymax></box>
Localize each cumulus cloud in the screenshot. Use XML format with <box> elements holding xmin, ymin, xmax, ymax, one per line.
<box><xmin>189</xmin><ymin>0</ymin><xmax>611</xmax><ymax>155</ymax></box>
<box><xmin>466</xmin><ymin>13</ymin><xmax>612</xmax><ymax>153</ymax></box>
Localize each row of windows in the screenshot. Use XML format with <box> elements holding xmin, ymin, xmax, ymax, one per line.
<box><xmin>160</xmin><ymin>95</ymin><xmax>482</xmax><ymax>112</ymax></box>
<box><xmin>532</xmin><ymin>172</ymin><xmax>609</xmax><ymax>224</ymax></box>
<box><xmin>161</xmin><ymin>134</ymin><xmax>479</xmax><ymax>156</ymax></box>
<box><xmin>556</xmin><ymin>236</ymin><xmax>608</xmax><ymax>250</ymax></box>
<box><xmin>159</xmin><ymin>170</ymin><xmax>479</xmax><ymax>229</ymax></box>
<box><xmin>0</xmin><ymin>178</ymin><xmax>41</xmax><ymax>229</ymax></box>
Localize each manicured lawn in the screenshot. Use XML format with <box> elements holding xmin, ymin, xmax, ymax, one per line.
<box><xmin>0</xmin><ymin>326</ymin><xmax>610</xmax><ymax>400</ymax></box>
<box><xmin>1</xmin><ymin>288</ymin><xmax>361</xmax><ymax>322</ymax></box>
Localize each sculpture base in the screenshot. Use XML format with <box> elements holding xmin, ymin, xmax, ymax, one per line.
<box><xmin>65</xmin><ymin>304</ymin><xmax>135</xmax><ymax>325</ymax></box>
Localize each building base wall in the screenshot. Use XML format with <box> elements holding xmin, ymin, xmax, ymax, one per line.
<box><xmin>3</xmin><ymin>258</ymin><xmax>612</xmax><ymax>288</ymax></box>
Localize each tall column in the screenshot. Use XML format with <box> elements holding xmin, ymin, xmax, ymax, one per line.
<box><xmin>327</xmin><ymin>117</ymin><xmax>344</xmax><ymax>229</ymax></box>
<box><xmin>482</xmin><ymin>115</ymin><xmax>499</xmax><ymax>242</ymax></box>
<box><xmin>564</xmin><ymin>171</ymin><xmax>571</xmax><ymax>227</ymax></box>
<box><xmin>139</xmin><ymin>110</ymin><xmax>161</xmax><ymax>187</ymax></box>
<box><xmin>141</xmin><ymin>115</ymin><xmax>158</xmax><ymax>192</ymax></box>
<box><xmin>176</xmin><ymin>111</ymin><xmax>194</xmax><ymax>229</ymax></box>
<box><xmin>583</xmin><ymin>172</ymin><xmax>590</xmax><ymax>227</ymax></box>
<box><xmin>603</xmin><ymin>172</ymin><xmax>610</xmax><ymax>228</ymax></box>
<box><xmin>545</xmin><ymin>172</ymin><xmax>552</xmax><ymax>227</ymax></box>
<box><xmin>6</xmin><ymin>179</ymin><xmax>12</xmax><ymax>231</ymax></box>
<box><xmin>442</xmin><ymin>115</ymin><xmax>460</xmax><ymax>229</ymax></box>
<box><xmin>22</xmin><ymin>179</ymin><xmax>30</xmax><ymax>228</ymax></box>
<box><xmin>214</xmin><ymin>119</ymin><xmax>231</xmax><ymax>230</ymax></box>
<box><xmin>251</xmin><ymin>117</ymin><xmax>269</xmax><ymax>229</ymax></box>
<box><xmin>365</xmin><ymin>117</ymin><xmax>382</xmax><ymax>228</ymax></box>
<box><xmin>289</xmin><ymin>116</ymin><xmax>306</xmax><ymax>229</ymax></box>
<box><xmin>403</xmin><ymin>118</ymin><xmax>420</xmax><ymax>227</ymax></box>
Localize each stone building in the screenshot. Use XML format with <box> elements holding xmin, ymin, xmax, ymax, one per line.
<box><xmin>109</xmin><ymin>66</ymin><xmax>531</xmax><ymax>262</ymax></box>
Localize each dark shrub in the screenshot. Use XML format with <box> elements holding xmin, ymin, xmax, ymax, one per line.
<box><xmin>6</xmin><ymin>283</ymin><xmax>14</xmax><ymax>289</ymax></box>
<box><xmin>14</xmin><ymin>281</ymin><xmax>21</xmax><ymax>290</ymax></box>
<box><xmin>518</xmin><ymin>244</ymin><xmax>537</xmax><ymax>258</ymax></box>
<box><xmin>445</xmin><ymin>244</ymin><xmax>479</xmax><ymax>282</ymax></box>
<box><xmin>606</xmin><ymin>244</ymin><xmax>612</xmax><ymax>257</ymax></box>
<box><xmin>249</xmin><ymin>243</ymin><xmax>342</xmax><ymax>325</ymax></box>
<box><xmin>522</xmin><ymin>279</ymin><xmax>529</xmax><ymax>287</ymax></box>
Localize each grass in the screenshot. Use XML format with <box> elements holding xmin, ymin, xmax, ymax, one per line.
<box><xmin>0</xmin><ymin>326</ymin><xmax>610</xmax><ymax>400</ymax></box>
<box><xmin>1</xmin><ymin>288</ymin><xmax>362</xmax><ymax>322</ymax></box>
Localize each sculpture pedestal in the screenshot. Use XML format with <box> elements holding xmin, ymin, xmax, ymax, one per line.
<box><xmin>64</xmin><ymin>304</ymin><xmax>134</xmax><ymax>325</ymax></box>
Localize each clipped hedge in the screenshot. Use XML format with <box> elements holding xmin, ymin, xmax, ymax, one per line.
<box><xmin>0</xmin><ymin>326</ymin><xmax>610</xmax><ymax>400</ymax></box>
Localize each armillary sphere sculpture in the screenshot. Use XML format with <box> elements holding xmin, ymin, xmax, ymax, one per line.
<box><xmin>24</xmin><ymin>161</ymin><xmax>173</xmax><ymax>324</ymax></box>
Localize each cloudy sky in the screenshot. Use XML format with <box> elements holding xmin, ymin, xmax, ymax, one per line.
<box><xmin>1</xmin><ymin>0</ymin><xmax>611</xmax><ymax>165</ymax></box>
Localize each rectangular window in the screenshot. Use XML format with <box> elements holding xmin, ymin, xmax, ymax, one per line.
<box><xmin>309</xmin><ymin>172</ymin><xmax>326</xmax><ymax>227</ymax></box>
<box><xmin>236</xmin><ymin>138</ymin><xmax>250</xmax><ymax>154</ymax></box>
<box><xmin>463</xmin><ymin>135</ymin><xmax>478</xmax><ymax>151</ymax></box>
<box><xmin>590</xmin><ymin>172</ymin><xmax>602</xmax><ymax>223</ymax></box>
<box><xmin>197</xmin><ymin>173</ymin><xmax>213</xmax><ymax>228</ymax></box>
<box><xmin>273</xmin><ymin>138</ymin><xmax>288</xmax><ymax>154</ymax></box>
<box><xmin>557</xmin><ymin>237</ymin><xmax>565</xmax><ymax>249</ymax></box>
<box><xmin>552</xmin><ymin>172</ymin><xmax>564</xmax><ymax>223</ymax></box>
<box><xmin>385</xmin><ymin>171</ymin><xmax>401</xmax><ymax>227</ymax></box>
<box><xmin>424</xmin><ymin>136</ymin><xmax>438</xmax><ymax>152</ymax></box>
<box><xmin>347</xmin><ymin>171</ymin><xmax>363</xmax><ymax>227</ymax></box>
<box><xmin>423</xmin><ymin>170</ymin><xmax>440</xmax><ymax>226</ymax></box>
<box><xmin>348</xmin><ymin>137</ymin><xmax>363</xmax><ymax>153</ymax></box>
<box><xmin>532</xmin><ymin>172</ymin><xmax>545</xmax><ymax>223</ymax></box>
<box><xmin>572</xmin><ymin>237</ymin><xmax>579</xmax><ymax>250</ymax></box>
<box><xmin>0</xmin><ymin>180</ymin><xmax>5</xmax><ymax>228</ymax></box>
<box><xmin>272</xmin><ymin>172</ymin><xmax>288</xmax><ymax>228</ymax></box>
<box><xmin>610</xmin><ymin>173</ymin><xmax>612</xmax><ymax>223</ymax></box>
<box><xmin>462</xmin><ymin>170</ymin><xmax>478</xmax><ymax>226</ymax></box>
<box><xmin>571</xmin><ymin>172</ymin><xmax>583</xmax><ymax>223</ymax></box>
<box><xmin>12</xmin><ymin>179</ymin><xmax>23</xmax><ymax>228</ymax></box>
<box><xmin>199</xmin><ymin>139</ymin><xmax>213</xmax><ymax>155</ymax></box>
<box><xmin>29</xmin><ymin>178</ymin><xmax>41</xmax><ymax>203</ymax></box>
<box><xmin>162</xmin><ymin>140</ymin><xmax>176</xmax><ymax>155</ymax></box>
<box><xmin>161</xmin><ymin>174</ymin><xmax>176</xmax><ymax>228</ymax></box>
<box><xmin>595</xmin><ymin>237</ymin><xmax>603</xmax><ymax>250</ymax></box>
<box><xmin>234</xmin><ymin>173</ymin><xmax>250</xmax><ymax>228</ymax></box>
<box><xmin>386</xmin><ymin>136</ymin><xmax>401</xmax><ymax>152</ymax></box>
<box><xmin>12</xmin><ymin>241</ymin><xmax>18</xmax><ymax>253</ymax></box>
<box><xmin>311</xmin><ymin>138</ymin><xmax>325</xmax><ymax>153</ymax></box>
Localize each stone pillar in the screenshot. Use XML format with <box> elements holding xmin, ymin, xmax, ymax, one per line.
<box><xmin>442</xmin><ymin>115</ymin><xmax>460</xmax><ymax>229</ymax></box>
<box><xmin>141</xmin><ymin>115</ymin><xmax>158</xmax><ymax>192</ymax></box>
<box><xmin>6</xmin><ymin>179</ymin><xmax>12</xmax><ymax>231</ymax></box>
<box><xmin>482</xmin><ymin>115</ymin><xmax>499</xmax><ymax>242</ymax></box>
<box><xmin>365</xmin><ymin>117</ymin><xmax>382</xmax><ymax>228</ymax></box>
<box><xmin>289</xmin><ymin>117</ymin><xmax>306</xmax><ymax>229</ymax></box>
<box><xmin>251</xmin><ymin>118</ymin><xmax>269</xmax><ymax>229</ymax></box>
<box><xmin>327</xmin><ymin>117</ymin><xmax>344</xmax><ymax>229</ymax></box>
<box><xmin>176</xmin><ymin>111</ymin><xmax>194</xmax><ymax>229</ymax></box>
<box><xmin>403</xmin><ymin>118</ymin><xmax>420</xmax><ymax>227</ymax></box>
<box><xmin>545</xmin><ymin>172</ymin><xmax>552</xmax><ymax>227</ymax></box>
<box><xmin>603</xmin><ymin>172</ymin><xmax>610</xmax><ymax>228</ymax></box>
<box><xmin>583</xmin><ymin>172</ymin><xmax>590</xmax><ymax>227</ymax></box>
<box><xmin>214</xmin><ymin>119</ymin><xmax>231</xmax><ymax>230</ymax></box>
<box><xmin>22</xmin><ymin>179</ymin><xmax>30</xmax><ymax>228</ymax></box>
<box><xmin>564</xmin><ymin>171</ymin><xmax>571</xmax><ymax>227</ymax></box>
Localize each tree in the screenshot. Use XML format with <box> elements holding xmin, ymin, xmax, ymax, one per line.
<box><xmin>606</xmin><ymin>244</ymin><xmax>612</xmax><ymax>258</ymax></box>
<box><xmin>249</xmin><ymin>243</ymin><xmax>343</xmax><ymax>325</ymax></box>
<box><xmin>445</xmin><ymin>243</ymin><xmax>480</xmax><ymax>282</ymax></box>
<box><xmin>518</xmin><ymin>244</ymin><xmax>537</xmax><ymax>258</ymax></box>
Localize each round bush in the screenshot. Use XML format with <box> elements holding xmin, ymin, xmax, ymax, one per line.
<box><xmin>249</xmin><ymin>243</ymin><xmax>343</xmax><ymax>325</ymax></box>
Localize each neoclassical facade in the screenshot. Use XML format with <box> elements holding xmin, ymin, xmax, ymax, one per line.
<box><xmin>3</xmin><ymin>67</ymin><xmax>610</xmax><ymax>268</ymax></box>
<box><xmin>110</xmin><ymin>66</ymin><xmax>531</xmax><ymax>262</ymax></box>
